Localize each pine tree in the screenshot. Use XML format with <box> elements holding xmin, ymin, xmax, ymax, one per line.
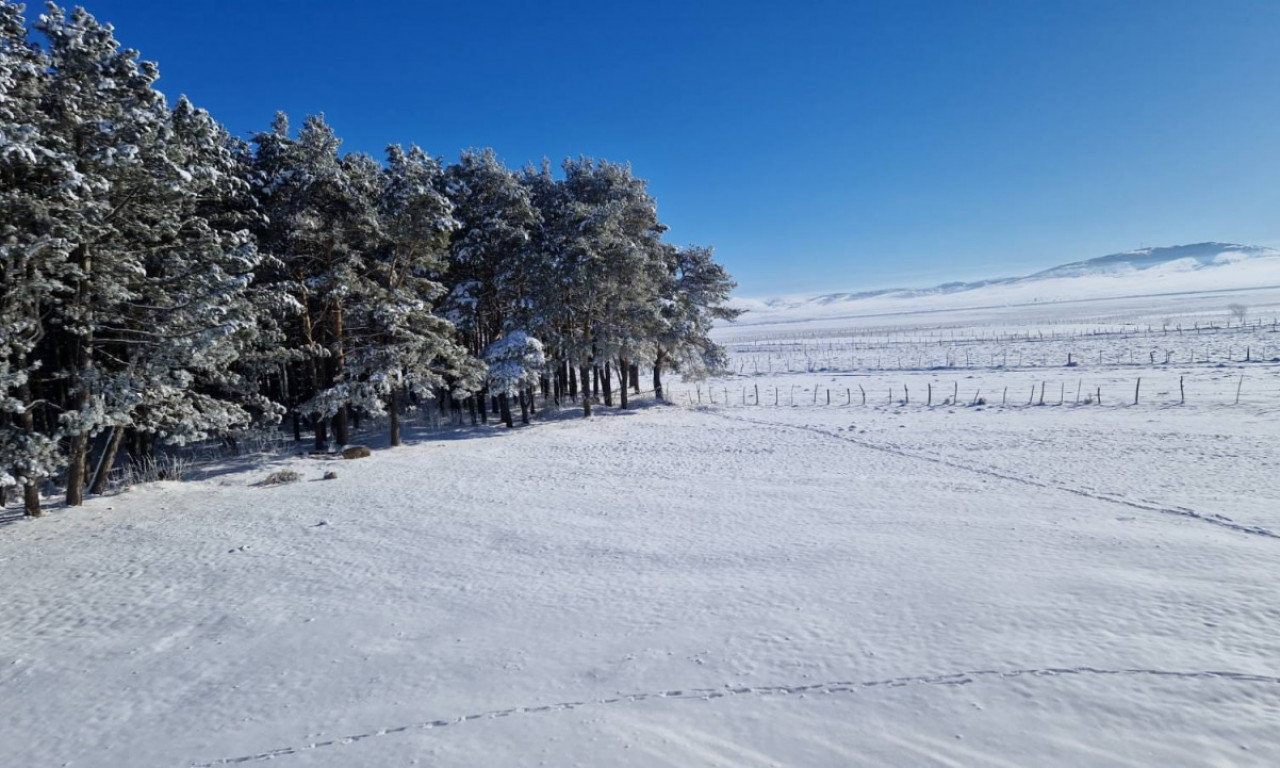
<box><xmin>484</xmin><ymin>331</ymin><xmax>545</xmax><ymax>426</ymax></box>
<box><xmin>251</xmin><ymin>114</ymin><xmax>377</xmax><ymax>449</ymax></box>
<box><xmin>25</xmin><ymin>5</ymin><xmax>270</xmax><ymax>505</ymax></box>
<box><xmin>441</xmin><ymin>148</ymin><xmax>539</xmax><ymax>421</ymax></box>
<box><xmin>651</xmin><ymin>244</ymin><xmax>741</xmax><ymax>399</ymax></box>
<box><xmin>0</xmin><ymin>1</ymin><xmax>73</xmax><ymax>515</ymax></box>
<box><xmin>346</xmin><ymin>144</ymin><xmax>478</xmax><ymax>446</ymax></box>
<box><xmin>552</xmin><ymin>157</ymin><xmax>666</xmax><ymax>415</ymax></box>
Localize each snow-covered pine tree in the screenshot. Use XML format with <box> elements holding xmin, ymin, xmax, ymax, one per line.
<box><xmin>441</xmin><ymin>148</ymin><xmax>539</xmax><ymax>422</ymax></box>
<box><xmin>518</xmin><ymin>159</ymin><xmax>574</xmax><ymax>406</ymax></box>
<box><xmin>651</xmin><ymin>244</ymin><xmax>742</xmax><ymax>399</ymax></box>
<box><xmin>549</xmin><ymin>157</ymin><xmax>666</xmax><ymax>415</ymax></box>
<box><xmin>484</xmin><ymin>331</ymin><xmax>545</xmax><ymax>427</ymax></box>
<box><xmin>251</xmin><ymin>114</ymin><xmax>380</xmax><ymax>449</ymax></box>
<box><xmin>200</xmin><ymin>129</ymin><xmax>299</xmax><ymax>450</ymax></box>
<box><xmin>31</xmin><ymin>4</ymin><xmax>162</xmax><ymax>505</ymax></box>
<box><xmin>99</xmin><ymin>95</ymin><xmax>271</xmax><ymax>471</ymax></box>
<box><xmin>0</xmin><ymin>1</ymin><xmax>75</xmax><ymax>515</ymax></box>
<box><xmin>343</xmin><ymin>144</ymin><xmax>479</xmax><ymax>446</ymax></box>
<box><xmin>20</xmin><ymin>5</ymin><xmax>270</xmax><ymax>505</ymax></box>
<box><xmin>247</xmin><ymin>112</ymin><xmax>320</xmax><ymax>443</ymax></box>
<box><xmin>584</xmin><ymin>162</ymin><xmax>667</xmax><ymax>410</ymax></box>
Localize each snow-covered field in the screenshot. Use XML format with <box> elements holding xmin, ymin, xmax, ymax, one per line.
<box><xmin>5</xmin><ymin>288</ymin><xmax>1280</xmax><ymax>767</ymax></box>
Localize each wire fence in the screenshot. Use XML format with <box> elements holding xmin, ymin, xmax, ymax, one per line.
<box><xmin>675</xmin><ymin>370</ymin><xmax>1280</xmax><ymax>411</ymax></box>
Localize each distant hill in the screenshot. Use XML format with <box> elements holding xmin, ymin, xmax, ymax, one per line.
<box><xmin>732</xmin><ymin>242</ymin><xmax>1280</xmax><ymax>325</ymax></box>
<box><xmin>1028</xmin><ymin>242</ymin><xmax>1276</xmax><ymax>279</ymax></box>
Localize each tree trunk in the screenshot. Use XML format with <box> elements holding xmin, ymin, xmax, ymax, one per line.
<box><xmin>518</xmin><ymin>390</ymin><xmax>530</xmax><ymax>424</ymax></box>
<box><xmin>653</xmin><ymin>349</ymin><xmax>665</xmax><ymax>401</ymax></box>
<box><xmin>580</xmin><ymin>364</ymin><xmax>593</xmax><ymax>417</ymax></box>
<box><xmin>65</xmin><ymin>433</ymin><xmax>89</xmax><ymax>506</ymax></box>
<box><xmin>330</xmin><ymin>301</ymin><xmax>348</xmax><ymax>445</ymax></box>
<box><xmin>24</xmin><ymin>483</ymin><xmax>41</xmax><ymax>518</ymax></box>
<box><xmin>567</xmin><ymin>361</ymin><xmax>577</xmax><ymax>400</ymax></box>
<box><xmin>387</xmin><ymin>389</ymin><xmax>401</xmax><ymax>447</ymax></box>
<box><xmin>333</xmin><ymin>408</ymin><xmax>349</xmax><ymax>446</ymax></box>
<box><xmin>65</xmin><ymin>331</ymin><xmax>93</xmax><ymax>506</ymax></box>
<box><xmin>89</xmin><ymin>426</ymin><xmax>125</xmax><ymax>496</ymax></box>
<box><xmin>467</xmin><ymin>396</ymin><xmax>478</xmax><ymax>425</ymax></box>
<box><xmin>617</xmin><ymin>357</ymin><xmax>629</xmax><ymax>409</ymax></box>
<box><xmin>292</xmin><ymin>410</ymin><xmax>302</xmax><ymax>442</ymax></box>
<box><xmin>498</xmin><ymin>393</ymin><xmax>514</xmax><ymax>427</ymax></box>
<box><xmin>592</xmin><ymin>365</ymin><xmax>600</xmax><ymax>399</ymax></box>
<box><xmin>478</xmin><ymin>386</ymin><xmax>488</xmax><ymax>424</ymax></box>
<box><xmin>630</xmin><ymin>363</ymin><xmax>640</xmax><ymax>393</ymax></box>
<box><xmin>16</xmin><ymin>380</ymin><xmax>41</xmax><ymax>517</ymax></box>
<box><xmin>603</xmin><ymin>363</ymin><xmax>615</xmax><ymax>406</ymax></box>
<box><xmin>314</xmin><ymin>417</ymin><xmax>328</xmax><ymax>452</ymax></box>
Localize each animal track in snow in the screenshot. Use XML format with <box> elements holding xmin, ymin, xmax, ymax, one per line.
<box><xmin>189</xmin><ymin>666</ymin><xmax>1280</xmax><ymax>766</ymax></box>
<box><xmin>705</xmin><ymin>410</ymin><xmax>1280</xmax><ymax>541</ymax></box>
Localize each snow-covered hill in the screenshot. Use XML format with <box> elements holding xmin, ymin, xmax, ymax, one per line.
<box><xmin>733</xmin><ymin>242</ymin><xmax>1280</xmax><ymax>327</ymax></box>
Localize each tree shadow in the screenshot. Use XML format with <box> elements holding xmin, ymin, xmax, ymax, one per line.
<box><xmin>0</xmin><ymin>393</ymin><xmax>673</xmax><ymax>523</ymax></box>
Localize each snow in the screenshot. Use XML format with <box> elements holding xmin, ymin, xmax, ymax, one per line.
<box><xmin>4</xmin><ymin>292</ymin><xmax>1280</xmax><ymax>766</ymax></box>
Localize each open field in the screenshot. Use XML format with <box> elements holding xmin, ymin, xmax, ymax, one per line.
<box><xmin>3</xmin><ymin>288</ymin><xmax>1280</xmax><ymax>767</ymax></box>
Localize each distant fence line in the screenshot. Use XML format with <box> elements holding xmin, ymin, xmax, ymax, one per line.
<box><xmin>677</xmin><ymin>372</ymin><xmax>1270</xmax><ymax>410</ymax></box>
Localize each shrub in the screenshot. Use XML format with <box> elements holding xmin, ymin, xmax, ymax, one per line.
<box><xmin>257</xmin><ymin>470</ymin><xmax>300</xmax><ymax>487</ymax></box>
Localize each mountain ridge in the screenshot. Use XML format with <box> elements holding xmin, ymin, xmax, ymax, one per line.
<box><xmin>742</xmin><ymin>242</ymin><xmax>1279</xmax><ymax>314</ymax></box>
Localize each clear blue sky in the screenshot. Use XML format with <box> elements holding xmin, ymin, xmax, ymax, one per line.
<box><xmin>78</xmin><ymin>0</ymin><xmax>1280</xmax><ymax>295</ymax></box>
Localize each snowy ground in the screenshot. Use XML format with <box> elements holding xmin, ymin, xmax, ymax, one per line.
<box><xmin>5</xmin><ymin>298</ymin><xmax>1280</xmax><ymax>767</ymax></box>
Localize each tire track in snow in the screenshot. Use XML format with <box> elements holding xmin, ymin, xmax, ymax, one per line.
<box><xmin>703</xmin><ymin>409</ymin><xmax>1280</xmax><ymax>541</ymax></box>
<box><xmin>189</xmin><ymin>667</ymin><xmax>1280</xmax><ymax>766</ymax></box>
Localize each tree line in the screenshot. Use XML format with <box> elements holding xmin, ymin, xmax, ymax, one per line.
<box><xmin>0</xmin><ymin>3</ymin><xmax>740</xmax><ymax>517</ymax></box>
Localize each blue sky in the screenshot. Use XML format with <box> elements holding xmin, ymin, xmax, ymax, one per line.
<box><xmin>79</xmin><ymin>0</ymin><xmax>1280</xmax><ymax>295</ymax></box>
